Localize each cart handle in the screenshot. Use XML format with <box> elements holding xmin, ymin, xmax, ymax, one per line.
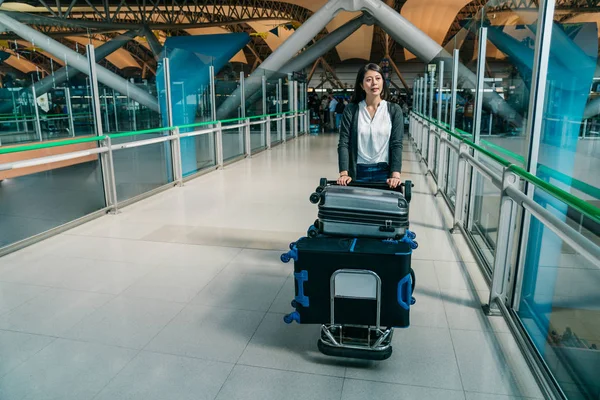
<box><xmin>322</xmin><ymin>179</ymin><xmax>413</xmax><ymax>203</ymax></box>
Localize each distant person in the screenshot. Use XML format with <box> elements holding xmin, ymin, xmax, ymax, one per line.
<box><xmin>334</xmin><ymin>96</ymin><xmax>345</xmax><ymax>131</ymax></box>
<box><xmin>328</xmin><ymin>95</ymin><xmax>338</xmax><ymax>131</ymax></box>
<box><xmin>337</xmin><ymin>63</ymin><xmax>404</xmax><ymax>189</ymax></box>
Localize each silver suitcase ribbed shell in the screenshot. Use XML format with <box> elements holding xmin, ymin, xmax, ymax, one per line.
<box><xmin>317</xmin><ymin>186</ymin><xmax>409</xmax><ymax>239</ymax></box>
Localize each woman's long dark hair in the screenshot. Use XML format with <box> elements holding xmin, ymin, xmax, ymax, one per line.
<box><xmin>351</xmin><ymin>63</ymin><xmax>388</xmax><ymax>104</ymax></box>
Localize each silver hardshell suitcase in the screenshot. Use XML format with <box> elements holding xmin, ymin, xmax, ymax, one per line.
<box><xmin>308</xmin><ymin>179</ymin><xmax>412</xmax><ymax>240</ymax></box>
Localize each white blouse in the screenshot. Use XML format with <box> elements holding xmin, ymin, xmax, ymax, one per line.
<box><xmin>357</xmin><ymin>100</ymin><xmax>392</xmax><ymax>165</ymax></box>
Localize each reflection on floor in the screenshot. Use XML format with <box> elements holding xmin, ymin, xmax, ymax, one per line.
<box><xmin>0</xmin><ymin>134</ymin><xmax>544</xmax><ymax>399</ymax></box>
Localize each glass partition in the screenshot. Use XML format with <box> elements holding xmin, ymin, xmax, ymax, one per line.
<box><xmin>283</xmin><ymin>76</ymin><xmax>292</xmax><ymax>140</ymax></box>
<box><xmin>0</xmin><ymin>149</ymin><xmax>107</xmax><ymax>248</ymax></box>
<box><xmin>266</xmin><ymin>77</ymin><xmax>282</xmax><ymax>146</ymax></box>
<box><xmin>0</xmin><ymin>87</ymin><xmax>38</xmax><ymax>146</ymax></box>
<box><xmin>245</xmin><ymin>73</ymin><xmax>266</xmax><ymax>152</ymax></box>
<box><xmin>160</xmin><ymin>49</ymin><xmax>216</xmax><ymax>177</ymax></box>
<box><xmin>479</xmin><ymin>7</ymin><xmax>536</xmax><ymax>165</ymax></box>
<box><xmin>445</xmin><ymin>18</ymin><xmax>480</xmax><ymax>140</ymax></box>
<box><xmin>215</xmin><ymin>75</ymin><xmax>243</xmax><ymax>161</ymax></box>
<box><xmin>516</xmin><ymin>2</ymin><xmax>600</xmax><ymax>398</ymax></box>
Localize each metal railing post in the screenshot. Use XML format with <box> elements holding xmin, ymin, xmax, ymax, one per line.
<box><xmin>266</xmin><ymin>115</ymin><xmax>271</xmax><ymax>149</ymax></box>
<box><xmin>451</xmin><ymin>49</ymin><xmax>459</xmax><ymax>132</ymax></box>
<box><xmin>428</xmin><ymin>70</ymin><xmax>435</xmax><ymax>120</ymax></box>
<box><xmin>216</xmin><ymin>121</ymin><xmax>223</xmax><ymax>168</ymax></box>
<box><xmin>435</xmin><ymin>61</ymin><xmax>445</xmax><ymax>184</ymax></box>
<box><xmin>163</xmin><ymin>57</ymin><xmax>182</xmax><ymax>186</ymax></box>
<box><xmin>103</xmin><ymin>135</ymin><xmax>119</xmax><ymax>213</ymax></box>
<box><xmin>279</xmin><ymin>78</ymin><xmax>285</xmax><ymax>143</ymax></box>
<box><xmin>421</xmin><ymin>121</ymin><xmax>428</xmax><ymax>161</ymax></box>
<box><xmin>427</xmin><ymin>70</ymin><xmax>435</xmax><ymax>162</ymax></box>
<box><xmin>209</xmin><ymin>65</ymin><xmax>217</xmax><ymax>166</ymax></box>
<box><xmin>65</xmin><ymin>87</ymin><xmax>76</xmax><ymax>137</ymax></box>
<box><xmin>102</xmin><ymin>88</ymin><xmax>110</xmax><ymax>131</ymax></box>
<box><xmin>172</xmin><ymin>127</ymin><xmax>183</xmax><ymax>185</ymax></box>
<box><xmin>294</xmin><ymin>80</ymin><xmax>299</xmax><ymax>137</ymax></box>
<box><xmin>423</xmin><ymin>75</ymin><xmax>427</xmax><ymax>118</ymax></box>
<box><xmin>483</xmin><ymin>170</ymin><xmax>519</xmax><ymax>316</ymax></box>
<box><xmin>262</xmin><ymin>74</ymin><xmax>267</xmax><ymax>148</ymax></box>
<box><xmin>112</xmin><ymin>89</ymin><xmax>119</xmax><ymax>132</ymax></box>
<box><xmin>245</xmin><ymin>118</ymin><xmax>251</xmax><ymax>158</ymax></box>
<box><xmin>31</xmin><ymin>83</ymin><xmax>43</xmax><ymax>141</ymax></box>
<box><xmin>427</xmin><ymin>125</ymin><xmax>435</xmax><ymax>172</ymax></box>
<box><xmin>438</xmin><ymin>129</ymin><xmax>448</xmax><ymax>195</ymax></box>
<box><xmin>422</xmin><ymin>75</ymin><xmax>428</xmax><ymax>154</ymax></box>
<box><xmin>240</xmin><ymin>71</ymin><xmax>246</xmax><ymax>154</ymax></box>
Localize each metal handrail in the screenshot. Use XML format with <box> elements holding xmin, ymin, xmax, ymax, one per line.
<box><xmin>0</xmin><ymin>135</ymin><xmax>107</xmax><ymax>155</ymax></box>
<box><xmin>0</xmin><ymin>110</ymin><xmax>308</xmax><ymax>155</ymax></box>
<box><xmin>415</xmin><ymin>111</ymin><xmax>600</xmax><ymax>199</ymax></box>
<box><xmin>412</xmin><ymin>111</ymin><xmax>600</xmax><ymax>224</ymax></box>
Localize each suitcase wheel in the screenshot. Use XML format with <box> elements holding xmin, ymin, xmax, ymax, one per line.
<box><xmin>289</xmin><ymin>242</ymin><xmax>296</xmax><ymax>250</ymax></box>
<box><xmin>409</xmin><ymin>240</ymin><xmax>418</xmax><ymax>250</ymax></box>
<box><xmin>319</xmin><ymin>178</ymin><xmax>328</xmax><ymax>188</ymax></box>
<box><xmin>283</xmin><ymin>311</ymin><xmax>300</xmax><ymax>324</ymax></box>
<box><xmin>315</xmin><ymin>186</ymin><xmax>324</xmax><ymax>193</ymax></box>
<box><xmin>291</xmin><ymin>299</ymin><xmax>298</xmax><ymax>308</ymax></box>
<box><xmin>406</xmin><ymin>230</ymin><xmax>416</xmax><ymax>240</ymax></box>
<box><xmin>309</xmin><ymin>192</ymin><xmax>321</xmax><ymax>204</ymax></box>
<box><xmin>307</xmin><ymin>225</ymin><xmax>319</xmax><ymax>238</ymax></box>
<box><xmin>280</xmin><ymin>253</ymin><xmax>291</xmax><ymax>263</ymax></box>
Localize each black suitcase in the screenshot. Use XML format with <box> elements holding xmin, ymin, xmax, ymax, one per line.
<box><xmin>308</xmin><ymin>179</ymin><xmax>414</xmax><ymax>240</ymax></box>
<box><xmin>282</xmin><ymin>236</ymin><xmax>415</xmax><ymax>328</ymax></box>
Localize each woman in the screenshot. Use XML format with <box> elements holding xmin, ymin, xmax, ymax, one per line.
<box><xmin>337</xmin><ymin>63</ymin><xmax>404</xmax><ymax>189</ymax></box>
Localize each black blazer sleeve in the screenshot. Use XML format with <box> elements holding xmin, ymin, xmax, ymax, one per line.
<box><xmin>389</xmin><ymin>103</ymin><xmax>404</xmax><ymax>174</ymax></box>
<box><xmin>337</xmin><ymin>104</ymin><xmax>355</xmax><ymax>173</ymax></box>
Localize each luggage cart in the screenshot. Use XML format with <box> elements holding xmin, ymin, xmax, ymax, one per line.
<box><xmin>281</xmin><ymin>177</ymin><xmax>418</xmax><ymax>361</ymax></box>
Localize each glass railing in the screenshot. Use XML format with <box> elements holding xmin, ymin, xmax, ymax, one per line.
<box><xmin>0</xmin><ymin>107</ymin><xmax>308</xmax><ymax>253</ymax></box>
<box><xmin>411</xmin><ymin>111</ymin><xmax>600</xmax><ymax>400</ymax></box>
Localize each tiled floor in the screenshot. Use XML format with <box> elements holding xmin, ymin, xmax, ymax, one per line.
<box><xmin>0</xmin><ymin>133</ymin><xmax>544</xmax><ymax>400</ymax></box>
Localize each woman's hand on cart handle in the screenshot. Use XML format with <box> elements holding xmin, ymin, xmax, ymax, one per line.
<box><xmin>387</xmin><ymin>172</ymin><xmax>401</xmax><ymax>189</ymax></box>
<box><xmin>337</xmin><ymin>172</ymin><xmax>352</xmax><ymax>186</ymax></box>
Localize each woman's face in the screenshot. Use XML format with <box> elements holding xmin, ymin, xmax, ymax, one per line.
<box><xmin>361</xmin><ymin>70</ymin><xmax>383</xmax><ymax>97</ymax></box>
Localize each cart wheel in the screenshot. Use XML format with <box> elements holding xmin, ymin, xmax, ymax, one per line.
<box><xmin>410</xmin><ymin>240</ymin><xmax>418</xmax><ymax>250</ymax></box>
<box><xmin>291</xmin><ymin>300</ymin><xmax>298</xmax><ymax>308</ymax></box>
<box><xmin>307</xmin><ymin>226</ymin><xmax>319</xmax><ymax>238</ymax></box>
<box><xmin>407</xmin><ymin>230</ymin><xmax>416</xmax><ymax>240</ymax></box>
<box><xmin>320</xmin><ymin>178</ymin><xmax>328</xmax><ymax>187</ymax></box>
<box><xmin>280</xmin><ymin>253</ymin><xmax>291</xmax><ymax>263</ymax></box>
<box><xmin>309</xmin><ymin>193</ymin><xmax>321</xmax><ymax>204</ymax></box>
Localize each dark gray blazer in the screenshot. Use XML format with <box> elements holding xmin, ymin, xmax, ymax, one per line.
<box><xmin>337</xmin><ymin>101</ymin><xmax>404</xmax><ymax>180</ymax></box>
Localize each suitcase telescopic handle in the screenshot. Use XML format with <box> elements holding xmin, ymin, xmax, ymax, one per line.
<box><xmin>322</xmin><ymin>179</ymin><xmax>413</xmax><ymax>203</ymax></box>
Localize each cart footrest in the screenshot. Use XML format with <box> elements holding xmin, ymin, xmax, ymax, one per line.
<box><xmin>317</xmin><ymin>339</ymin><xmax>392</xmax><ymax>360</ymax></box>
